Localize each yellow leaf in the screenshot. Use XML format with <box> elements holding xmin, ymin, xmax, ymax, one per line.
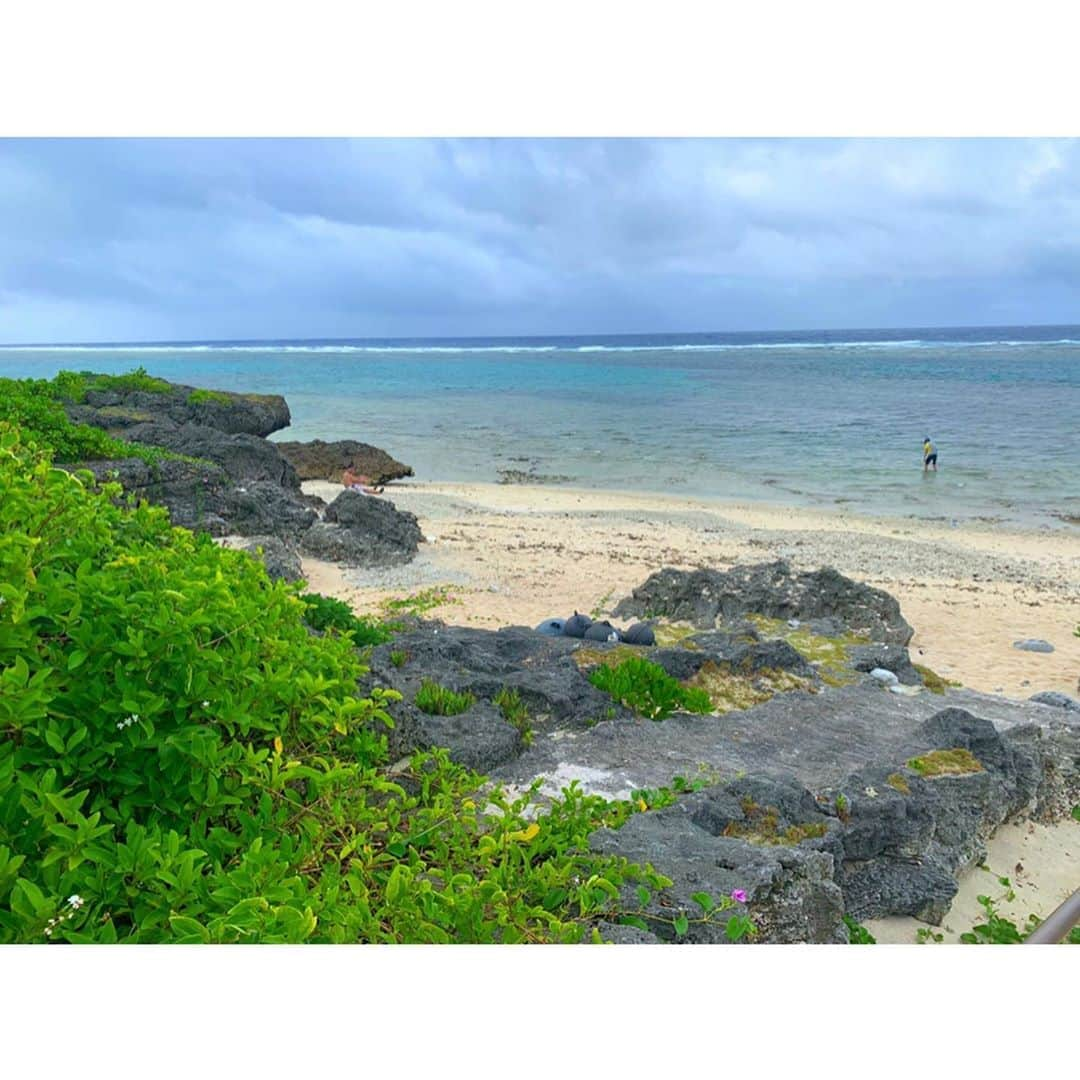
<box><xmin>333</xmin><ymin>720</ymin><xmax>347</xmax><ymax>735</ymax></box>
<box><xmin>273</xmin><ymin>736</ymin><xmax>283</xmax><ymax>754</ymax></box>
<box><xmin>508</xmin><ymin>822</ymin><xmax>540</xmax><ymax>843</ymax></box>
<box><xmin>638</xmin><ymin>798</ymin><xmax>648</xmax><ymax>812</ymax></box>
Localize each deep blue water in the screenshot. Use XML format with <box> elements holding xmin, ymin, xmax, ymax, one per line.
<box><xmin>2</xmin><ymin>325</ymin><xmax>1078</xmax><ymax>526</ymax></box>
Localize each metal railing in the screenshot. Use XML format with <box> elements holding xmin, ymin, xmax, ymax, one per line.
<box><xmin>1024</xmin><ymin>887</ymin><xmax>1080</xmax><ymax>944</ymax></box>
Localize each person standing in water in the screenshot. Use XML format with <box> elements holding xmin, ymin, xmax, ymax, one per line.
<box><xmin>923</xmin><ymin>436</ymin><xmax>938</xmax><ymax>472</ymax></box>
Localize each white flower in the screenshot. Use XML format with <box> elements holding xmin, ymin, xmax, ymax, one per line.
<box><xmin>67</xmin><ymin>895</ymin><xmax>83</xmax><ymax>908</ymax></box>
<box><xmin>202</xmin><ymin>701</ymin><xmax>210</xmax><ymax>709</ymax></box>
<box><xmin>864</xmin><ymin>786</ymin><xmax>879</xmax><ymax>799</ymax></box>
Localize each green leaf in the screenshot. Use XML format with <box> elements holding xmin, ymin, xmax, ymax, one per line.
<box><xmin>620</xmin><ymin>916</ymin><xmax>649</xmax><ymax>932</ymax></box>
<box><xmin>169</xmin><ymin>916</ymin><xmax>211</xmax><ymax>943</ymax></box>
<box><xmin>1071</xmin><ymin>804</ymin><xmax>1080</xmax><ymax>822</ymax></box>
<box><xmin>691</xmin><ymin>891</ymin><xmax>715</xmax><ymax>914</ymax></box>
<box><xmin>673</xmin><ymin>914</ymin><xmax>689</xmax><ymax>936</ymax></box>
<box><xmin>386</xmin><ymin>865</ymin><xmax>408</xmax><ymax>906</ymax></box>
<box><xmin>636</xmin><ymin>885</ymin><xmax>651</xmax><ymax>907</ymax></box>
<box><xmin>67</xmin><ymin>649</ymin><xmax>88</xmax><ymax>670</ymax></box>
<box><xmin>386</xmin><ymin>841</ymin><xmax>407</xmax><ymax>859</ymax></box>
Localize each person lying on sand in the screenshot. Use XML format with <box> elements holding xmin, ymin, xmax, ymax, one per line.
<box><xmin>342</xmin><ymin>467</ymin><xmax>385</xmax><ymax>495</ymax></box>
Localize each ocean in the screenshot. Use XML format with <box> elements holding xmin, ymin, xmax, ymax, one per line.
<box><xmin>2</xmin><ymin>325</ymin><xmax>1078</xmax><ymax>528</ymax></box>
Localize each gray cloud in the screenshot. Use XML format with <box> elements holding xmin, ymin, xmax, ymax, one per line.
<box><xmin>0</xmin><ymin>137</ymin><xmax>1078</xmax><ymax>341</ymax></box>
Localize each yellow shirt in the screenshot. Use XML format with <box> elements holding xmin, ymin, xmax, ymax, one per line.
<box><xmin>923</xmin><ymin>441</ymin><xmax>934</xmax><ymax>457</ymax></box>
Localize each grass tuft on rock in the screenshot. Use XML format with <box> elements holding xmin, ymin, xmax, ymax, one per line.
<box><xmin>906</xmin><ymin>748</ymin><xmax>983</xmax><ymax>777</ymax></box>
<box><xmin>415</xmin><ymin>680</ymin><xmax>475</xmax><ymax>716</ymax></box>
<box><xmin>588</xmin><ymin>656</ymin><xmax>712</xmax><ymax>721</ymax></box>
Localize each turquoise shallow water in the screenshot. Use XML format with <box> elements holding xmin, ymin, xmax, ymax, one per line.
<box><xmin>2</xmin><ymin>327</ymin><xmax>1078</xmax><ymax>527</ymax></box>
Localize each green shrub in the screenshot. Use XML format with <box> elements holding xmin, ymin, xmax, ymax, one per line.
<box><xmin>0</xmin><ymin>375</ymin><xmax>180</xmax><ymax>466</ymax></box>
<box><xmin>300</xmin><ymin>592</ymin><xmax>394</xmax><ymax>647</ymax></box>
<box><xmin>389</xmin><ymin>650</ymin><xmax>409</xmax><ymax>668</ymax></box>
<box><xmin>415</xmin><ymin>681</ymin><xmax>475</xmax><ymax>716</ymax></box>
<box><xmin>588</xmin><ymin>656</ymin><xmax>713</xmax><ymax>721</ymax></box>
<box><xmin>0</xmin><ymin>428</ymin><xmax>756</xmax><ymax>944</ymax></box>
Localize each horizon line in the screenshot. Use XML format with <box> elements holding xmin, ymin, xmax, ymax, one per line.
<box><xmin>4</xmin><ymin>320</ymin><xmax>1080</xmax><ymax>349</ymax></box>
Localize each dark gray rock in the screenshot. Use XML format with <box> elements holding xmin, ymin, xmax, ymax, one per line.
<box><xmin>222</xmin><ymin>481</ymin><xmax>318</xmax><ymax>538</ymax></box>
<box><xmin>73</xmin><ymin>456</ymin><xmax>234</xmax><ymax>535</ymax></box>
<box><xmin>613</xmin><ymin>561</ymin><xmax>914</xmax><ymax>644</ymax></box>
<box><xmin>589</xmin><ymin>800</ymin><xmax>846</xmax><ymax>943</ymax></box>
<box><xmin>121</xmin><ymin>422</ymin><xmax>300</xmax><ymax>489</ymax></box>
<box><xmin>1013</xmin><ymin>638</ymin><xmax>1055</xmax><ymax>653</ymax></box>
<box><xmin>1029</xmin><ymin>691</ymin><xmax>1080</xmax><ymax>712</ymax></box>
<box><xmin>583</xmin><ymin>620</ymin><xmax>622</xmax><ymax>642</ymax></box>
<box><xmin>650</xmin><ymin>638</ymin><xmax>813</xmax><ymax>682</ymax></box>
<box><xmin>300</xmin><ymin>490</ymin><xmax>422</xmax><ymax>567</ymax></box>
<box><xmin>324</xmin><ymin>489</ymin><xmax>422</xmax><ymax>548</ymax></box>
<box><xmin>386</xmin><ymin>699</ymin><xmax>524</xmax><ymax>777</ymax></box>
<box><xmin>849</xmin><ymin>643</ymin><xmax>922</xmax><ymax>685</ymax></box>
<box><xmin>595</xmin><ymin>921</ymin><xmax>662</xmax><ymax>945</ymax></box>
<box><xmin>367</xmin><ymin>626</ymin><xmax>629</xmax><ymax>741</ymax></box>
<box><xmin>73</xmin><ymin>384</ymin><xmax>290</xmax><ymax>437</ymax></box>
<box><xmin>275</xmin><ymin>438</ymin><xmax>413</xmax><ymax>484</ymax></box>
<box><xmin>236</xmin><ymin>535</ymin><xmax>303</xmax><ymax>582</ymax></box>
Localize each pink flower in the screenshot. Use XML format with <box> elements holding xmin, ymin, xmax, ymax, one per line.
<box><xmin>730</xmin><ymin>889</ymin><xmax>748</xmax><ymax>904</ymax></box>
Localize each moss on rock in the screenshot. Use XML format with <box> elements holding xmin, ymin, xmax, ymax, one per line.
<box><xmin>906</xmin><ymin>748</ymin><xmax>983</xmax><ymax>777</ymax></box>
<box><xmin>913</xmin><ymin>663</ymin><xmax>961</xmax><ymax>695</ymax></box>
<box><xmin>685</xmin><ymin>659</ymin><xmax>815</xmax><ymax>714</ymax></box>
<box><xmin>745</xmin><ymin>614</ymin><xmax>867</xmax><ymax>686</ymax></box>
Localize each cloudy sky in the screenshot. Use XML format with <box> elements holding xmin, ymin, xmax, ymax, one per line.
<box><xmin>1</xmin><ymin>138</ymin><xmax>1078</xmax><ymax>343</ymax></box>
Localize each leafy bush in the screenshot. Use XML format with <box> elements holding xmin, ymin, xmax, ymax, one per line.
<box><xmin>299</xmin><ymin>592</ymin><xmax>395</xmax><ymax>647</ymax></box>
<box><xmin>588</xmin><ymin>656</ymin><xmax>713</xmax><ymax>721</ymax></box>
<box><xmin>415</xmin><ymin>680</ymin><xmax>475</xmax><ymax>716</ymax></box>
<box><xmin>0</xmin><ymin>375</ymin><xmax>181</xmax><ymax>466</ymax></box>
<box><xmin>2</xmin><ymin>428</ymin><xmax>752</xmax><ymax>944</ymax></box>
<box><xmin>49</xmin><ymin>367</ymin><xmax>172</xmax><ymax>402</ymax></box>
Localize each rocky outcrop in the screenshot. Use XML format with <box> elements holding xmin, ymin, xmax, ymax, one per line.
<box><xmin>69</xmin><ymin>385</ymin><xmax>291</xmax><ymax>438</ymax></box>
<box><xmin>76</xmin><ymin>457</ymin><xmax>233</xmax><ymax>535</ymax></box>
<box><xmin>590</xmin><ymin>794</ymin><xmax>846</xmax><ymax>943</ymax></box>
<box><xmin>61</xmin><ymin>376</ymin><xmax>418</xmax><ymax>566</ymax></box>
<box><xmin>613</xmin><ymin>561</ymin><xmax>914</xmax><ymax>645</ymax></box>
<box><xmin>234</xmin><ymin>536</ymin><xmax>303</xmax><ymax>582</ymax></box>
<box><xmin>355</xmin><ymin>605</ymin><xmax>1080</xmax><ymax>943</ymax></box>
<box><xmin>276</xmin><ymin>439</ymin><xmax>413</xmax><ymax>485</ymax></box>
<box><xmin>297</xmin><ymin>489</ymin><xmax>423</xmax><ymax>567</ymax></box>
<box><xmin>120</xmin><ymin>422</ymin><xmax>300</xmax><ymax>489</ymax></box>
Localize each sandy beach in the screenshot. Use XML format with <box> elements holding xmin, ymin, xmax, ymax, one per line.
<box><xmin>301</xmin><ymin>479</ymin><xmax>1080</xmax><ymax>701</ymax></box>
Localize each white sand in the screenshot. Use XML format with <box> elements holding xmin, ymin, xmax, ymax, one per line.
<box><xmin>302</xmin><ymin>478</ymin><xmax>1080</xmax><ymax>699</ymax></box>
